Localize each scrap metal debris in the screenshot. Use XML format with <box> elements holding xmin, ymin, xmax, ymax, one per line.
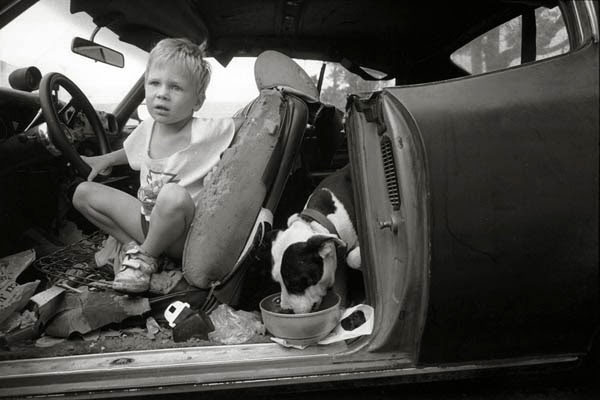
<box><xmin>0</xmin><ymin>310</ymin><xmax>36</xmax><ymax>334</ymax></box>
<box><xmin>35</xmin><ymin>335</ymin><xmax>66</xmax><ymax>348</ymax></box>
<box><xmin>145</xmin><ymin>316</ymin><xmax>161</xmax><ymax>339</ymax></box>
<box><xmin>45</xmin><ymin>287</ymin><xmax>151</xmax><ymax>338</ymax></box>
<box><xmin>0</xmin><ymin>250</ymin><xmax>40</xmax><ymax>326</ymax></box>
<box><xmin>30</xmin><ymin>285</ymin><xmax>67</xmax><ymax>324</ymax></box>
<box><xmin>32</xmin><ymin>231</ymin><xmax>112</xmax><ymax>286</ymax></box>
<box><xmin>1</xmin><ymin>232</ymin><xmax>255</xmax><ymax>354</ymax></box>
<box><xmin>0</xmin><ymin>309</ymin><xmax>42</xmax><ymax>349</ymax></box>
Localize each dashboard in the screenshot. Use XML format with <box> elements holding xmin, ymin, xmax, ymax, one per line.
<box><xmin>0</xmin><ymin>85</ymin><xmax>119</xmax><ymax>172</ymax></box>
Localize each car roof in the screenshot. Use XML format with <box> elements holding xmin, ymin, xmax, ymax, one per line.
<box><xmin>71</xmin><ymin>0</ymin><xmax>555</xmax><ymax>78</ymax></box>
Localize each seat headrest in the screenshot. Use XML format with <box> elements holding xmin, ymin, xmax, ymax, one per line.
<box><xmin>254</xmin><ymin>50</ymin><xmax>319</xmax><ymax>103</ymax></box>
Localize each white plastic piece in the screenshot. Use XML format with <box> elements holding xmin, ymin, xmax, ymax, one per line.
<box><xmin>164</xmin><ymin>301</ymin><xmax>190</xmax><ymax>328</ymax></box>
<box><xmin>318</xmin><ymin>304</ymin><xmax>374</xmax><ymax>345</ymax></box>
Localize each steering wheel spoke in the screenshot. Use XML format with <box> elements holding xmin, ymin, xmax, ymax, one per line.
<box><xmin>57</xmin><ymin>98</ymin><xmax>77</xmax><ymax>124</ymax></box>
<box><xmin>40</xmin><ymin>72</ymin><xmax>111</xmax><ymax>179</ymax></box>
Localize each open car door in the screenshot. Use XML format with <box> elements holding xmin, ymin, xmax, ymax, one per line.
<box><xmin>346</xmin><ymin>33</ymin><xmax>598</xmax><ymax>363</ymax></box>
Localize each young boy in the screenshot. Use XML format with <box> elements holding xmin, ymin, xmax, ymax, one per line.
<box><xmin>73</xmin><ymin>38</ymin><xmax>239</xmax><ymax>294</ymax></box>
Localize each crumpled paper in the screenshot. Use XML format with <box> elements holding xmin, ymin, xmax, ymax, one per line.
<box><xmin>208</xmin><ymin>304</ymin><xmax>265</xmax><ymax>344</ymax></box>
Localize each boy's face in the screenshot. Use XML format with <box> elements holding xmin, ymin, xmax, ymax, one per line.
<box><xmin>145</xmin><ymin>62</ymin><xmax>203</xmax><ymax>127</ymax></box>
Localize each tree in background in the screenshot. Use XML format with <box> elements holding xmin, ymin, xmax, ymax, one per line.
<box><xmin>311</xmin><ymin>63</ymin><xmax>393</xmax><ymax>110</ymax></box>
<box><xmin>454</xmin><ymin>6</ymin><xmax>569</xmax><ymax>74</ymax></box>
<box><xmin>535</xmin><ymin>7</ymin><xmax>570</xmax><ymax>58</ymax></box>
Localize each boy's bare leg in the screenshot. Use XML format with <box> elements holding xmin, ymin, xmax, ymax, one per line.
<box><xmin>74</xmin><ymin>182</ymin><xmax>194</xmax><ymax>259</ymax></box>
<box><xmin>141</xmin><ymin>183</ymin><xmax>195</xmax><ymax>259</ymax></box>
<box><xmin>73</xmin><ymin>181</ymin><xmax>145</xmax><ymax>244</ymax></box>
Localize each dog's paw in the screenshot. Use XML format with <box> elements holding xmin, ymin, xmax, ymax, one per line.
<box><xmin>346</xmin><ymin>247</ymin><xmax>361</xmax><ymax>269</ymax></box>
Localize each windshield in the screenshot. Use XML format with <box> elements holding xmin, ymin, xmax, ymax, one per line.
<box><xmin>0</xmin><ymin>0</ymin><xmax>393</xmax><ymax>117</ymax></box>
<box><xmin>146</xmin><ymin>58</ymin><xmax>394</xmax><ymax>119</ymax></box>
<box><xmin>0</xmin><ymin>0</ymin><xmax>147</xmax><ymax>112</ymax></box>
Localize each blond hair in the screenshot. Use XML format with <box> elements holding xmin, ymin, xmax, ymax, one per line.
<box><xmin>145</xmin><ymin>38</ymin><xmax>211</xmax><ymax>100</ymax></box>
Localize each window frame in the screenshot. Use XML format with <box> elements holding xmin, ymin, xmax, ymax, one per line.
<box><xmin>448</xmin><ymin>1</ymin><xmax>582</xmax><ymax>76</ymax></box>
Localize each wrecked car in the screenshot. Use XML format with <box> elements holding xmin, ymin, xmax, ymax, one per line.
<box><xmin>0</xmin><ymin>0</ymin><xmax>598</xmax><ymax>398</ymax></box>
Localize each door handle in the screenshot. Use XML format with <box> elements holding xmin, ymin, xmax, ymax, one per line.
<box><xmin>378</xmin><ymin>216</ymin><xmax>398</xmax><ymax>233</ymax></box>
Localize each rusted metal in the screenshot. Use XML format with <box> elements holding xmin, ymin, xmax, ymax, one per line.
<box><xmin>32</xmin><ymin>231</ymin><xmax>113</xmax><ymax>287</ymax></box>
<box><xmin>0</xmin><ymin>249</ymin><xmax>40</xmax><ymax>325</ymax></box>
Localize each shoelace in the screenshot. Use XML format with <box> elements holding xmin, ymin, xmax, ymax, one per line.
<box><xmin>121</xmin><ymin>246</ymin><xmax>156</xmax><ymax>272</ymax></box>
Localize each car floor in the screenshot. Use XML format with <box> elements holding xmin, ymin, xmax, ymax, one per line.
<box><xmin>0</xmin><ymin>230</ymin><xmax>277</xmax><ymax>361</ymax></box>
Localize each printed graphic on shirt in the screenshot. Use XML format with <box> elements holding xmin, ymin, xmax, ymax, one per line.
<box><xmin>138</xmin><ymin>169</ymin><xmax>180</xmax><ymax>218</ymax></box>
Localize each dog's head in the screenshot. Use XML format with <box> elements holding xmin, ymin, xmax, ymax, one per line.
<box><xmin>270</xmin><ymin>219</ymin><xmax>345</xmax><ymax>314</ymax></box>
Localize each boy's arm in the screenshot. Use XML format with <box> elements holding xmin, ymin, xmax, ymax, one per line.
<box><xmin>105</xmin><ymin>148</ymin><xmax>128</xmax><ymax>165</ymax></box>
<box><xmin>82</xmin><ymin>148</ymin><xmax>128</xmax><ymax>181</ymax></box>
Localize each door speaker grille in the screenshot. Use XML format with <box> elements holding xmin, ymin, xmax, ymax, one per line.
<box><xmin>380</xmin><ymin>136</ymin><xmax>400</xmax><ymax>210</ymax></box>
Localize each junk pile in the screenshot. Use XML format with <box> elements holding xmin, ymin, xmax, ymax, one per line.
<box><xmin>0</xmin><ymin>233</ymin><xmax>266</xmax><ymax>356</ymax></box>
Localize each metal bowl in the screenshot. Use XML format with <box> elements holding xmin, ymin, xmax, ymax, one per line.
<box><xmin>260</xmin><ymin>291</ymin><xmax>341</xmax><ymax>346</ymax></box>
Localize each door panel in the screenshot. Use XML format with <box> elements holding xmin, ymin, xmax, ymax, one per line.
<box><xmin>373</xmin><ymin>44</ymin><xmax>598</xmax><ymax>363</ymax></box>
<box><xmin>346</xmin><ymin>91</ymin><xmax>430</xmax><ymax>359</ymax></box>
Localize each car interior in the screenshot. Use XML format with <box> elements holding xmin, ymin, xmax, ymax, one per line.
<box><xmin>0</xmin><ymin>0</ymin><xmax>581</xmax><ymax>362</ymax></box>
<box><xmin>0</xmin><ymin>44</ymin><xmax>366</xmax><ymax>360</ymax></box>
<box><xmin>0</xmin><ymin>0</ymin><xmax>598</xmax><ymax>398</ymax></box>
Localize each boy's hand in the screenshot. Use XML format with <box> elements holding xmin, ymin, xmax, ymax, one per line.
<box><xmin>81</xmin><ymin>155</ymin><xmax>112</xmax><ymax>181</ymax></box>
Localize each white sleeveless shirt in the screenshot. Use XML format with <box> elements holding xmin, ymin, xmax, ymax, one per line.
<box><xmin>123</xmin><ymin>117</ymin><xmax>235</xmax><ymax>220</ymax></box>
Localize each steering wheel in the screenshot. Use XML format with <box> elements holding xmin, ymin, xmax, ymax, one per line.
<box><xmin>39</xmin><ymin>72</ymin><xmax>111</xmax><ymax>179</ymax></box>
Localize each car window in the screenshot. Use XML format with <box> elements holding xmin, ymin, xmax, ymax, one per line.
<box><xmin>138</xmin><ymin>58</ymin><xmax>395</xmax><ymax>120</ymax></box>
<box><xmin>450</xmin><ymin>5</ymin><xmax>569</xmax><ymax>74</ymax></box>
<box><xmin>200</xmin><ymin>59</ymin><xmax>395</xmax><ymax>117</ymax></box>
<box><xmin>1</xmin><ymin>0</ymin><xmax>392</xmax><ymax>120</ymax></box>
<box><xmin>315</xmin><ymin>62</ymin><xmax>395</xmax><ymax>111</ymax></box>
<box><xmin>0</xmin><ymin>0</ymin><xmax>146</xmax><ymax>112</ymax></box>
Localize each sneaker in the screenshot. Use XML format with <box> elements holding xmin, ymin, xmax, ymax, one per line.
<box><xmin>112</xmin><ymin>243</ymin><xmax>158</xmax><ymax>293</ymax></box>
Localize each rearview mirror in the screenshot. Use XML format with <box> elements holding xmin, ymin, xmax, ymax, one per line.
<box><xmin>71</xmin><ymin>37</ymin><xmax>124</xmax><ymax>68</ymax></box>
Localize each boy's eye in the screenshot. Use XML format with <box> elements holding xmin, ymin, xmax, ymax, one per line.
<box><xmin>147</xmin><ymin>80</ymin><xmax>159</xmax><ymax>86</ymax></box>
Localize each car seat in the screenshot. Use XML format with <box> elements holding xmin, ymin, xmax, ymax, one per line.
<box><xmin>182</xmin><ymin>50</ymin><xmax>319</xmax><ymax>308</ymax></box>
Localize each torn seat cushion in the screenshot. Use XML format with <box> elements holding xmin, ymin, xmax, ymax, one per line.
<box><xmin>182</xmin><ymin>50</ymin><xmax>318</xmax><ymax>292</ymax></box>
<box><xmin>182</xmin><ymin>89</ymin><xmax>286</xmax><ymax>288</ymax></box>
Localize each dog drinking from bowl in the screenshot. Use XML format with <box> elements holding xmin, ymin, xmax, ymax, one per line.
<box><xmin>270</xmin><ymin>165</ymin><xmax>361</xmax><ymax>314</ymax></box>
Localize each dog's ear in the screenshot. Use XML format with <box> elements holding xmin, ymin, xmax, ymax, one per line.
<box><xmin>307</xmin><ymin>234</ymin><xmax>345</xmax><ymax>249</ymax></box>
<box><xmin>262</xmin><ymin>228</ymin><xmax>281</xmax><ymax>245</ymax></box>
<box><xmin>306</xmin><ymin>234</ymin><xmax>346</xmax><ymax>259</ymax></box>
<box><xmin>286</xmin><ymin>213</ymin><xmax>302</xmax><ymax>227</ymax></box>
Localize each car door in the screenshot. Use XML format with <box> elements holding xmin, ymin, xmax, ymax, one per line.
<box><xmin>346</xmin><ymin>0</ymin><xmax>598</xmax><ymax>364</ymax></box>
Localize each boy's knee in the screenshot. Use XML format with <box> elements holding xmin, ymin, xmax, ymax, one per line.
<box><xmin>72</xmin><ymin>181</ymin><xmax>96</xmax><ymax>210</ymax></box>
<box><xmin>155</xmin><ymin>183</ymin><xmax>193</xmax><ymax>213</ymax></box>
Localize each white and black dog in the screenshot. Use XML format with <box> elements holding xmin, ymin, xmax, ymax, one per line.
<box><xmin>270</xmin><ymin>165</ymin><xmax>361</xmax><ymax>314</ymax></box>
